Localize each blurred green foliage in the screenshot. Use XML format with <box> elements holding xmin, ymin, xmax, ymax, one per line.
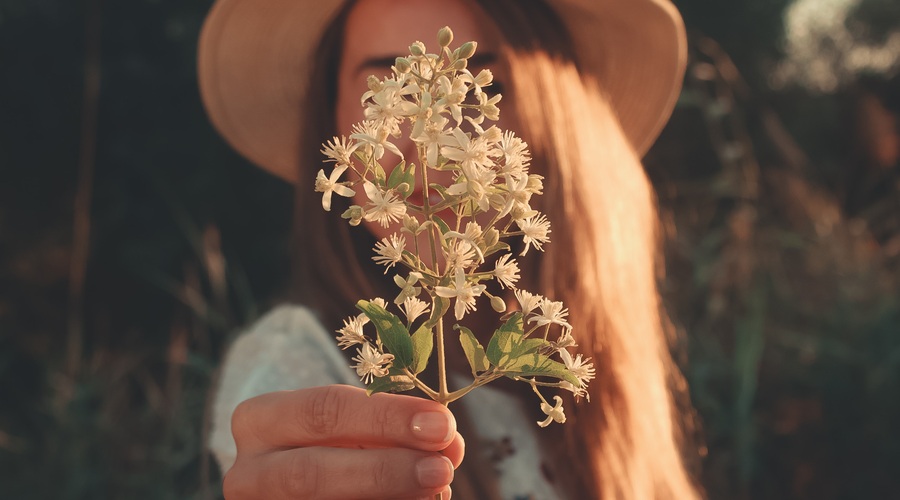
<box><xmin>1</xmin><ymin>0</ymin><xmax>898</xmax><ymax>498</ymax></box>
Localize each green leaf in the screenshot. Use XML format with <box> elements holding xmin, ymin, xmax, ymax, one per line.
<box><xmin>429</xmin><ymin>183</ymin><xmax>450</xmax><ymax>200</ymax></box>
<box><xmin>487</xmin><ymin>313</ymin><xmax>547</xmax><ymax>368</ymax></box>
<box><xmin>356</xmin><ymin>300</ymin><xmax>414</xmax><ymax>369</ymax></box>
<box><xmin>499</xmin><ymin>311</ymin><xmax>524</xmax><ymax>335</ymax></box>
<box><xmin>374</xmin><ymin>162</ymin><xmax>387</xmax><ymax>186</ymax></box>
<box><xmin>430</xmin><ymin>214</ymin><xmax>451</xmax><ymax>235</ymax></box>
<box><xmin>387</xmin><ymin>160</ymin><xmax>407</xmax><ymax>190</ymax></box>
<box><xmin>424</xmin><ymin>296</ymin><xmax>450</xmax><ymax>329</ymax></box>
<box><xmin>502</xmin><ymin>352</ymin><xmax>581</xmax><ymax>387</ymax></box>
<box><xmin>400</xmin><ymin>162</ymin><xmax>416</xmax><ymax>197</ymax></box>
<box><xmin>483</xmin><ymin>242</ymin><xmax>511</xmax><ymax>259</ymax></box>
<box><xmin>410</xmin><ymin>324</ymin><xmax>433</xmax><ymax>374</ymax></box>
<box><xmin>456</xmin><ymin>325</ymin><xmax>489</xmax><ymax>375</ymax></box>
<box><xmin>366</xmin><ymin>366</ymin><xmax>415</xmax><ymax>395</ymax></box>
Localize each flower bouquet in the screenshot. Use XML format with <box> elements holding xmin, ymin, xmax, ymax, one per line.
<box><xmin>315</xmin><ymin>26</ymin><xmax>595</xmax><ymax>430</ymax></box>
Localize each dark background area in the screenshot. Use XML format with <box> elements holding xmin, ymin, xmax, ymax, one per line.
<box><xmin>1</xmin><ymin>0</ymin><xmax>898</xmax><ymax>498</ymax></box>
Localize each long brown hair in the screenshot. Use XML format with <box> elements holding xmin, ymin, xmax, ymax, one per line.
<box><xmin>291</xmin><ymin>1</ymin><xmax>700</xmax><ymax>498</ymax></box>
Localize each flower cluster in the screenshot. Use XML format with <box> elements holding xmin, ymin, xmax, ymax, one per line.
<box><xmin>317</xmin><ymin>27</ymin><xmax>593</xmax><ymax>425</ymax></box>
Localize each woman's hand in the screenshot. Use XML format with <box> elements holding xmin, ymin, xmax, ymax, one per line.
<box><xmin>222</xmin><ymin>384</ymin><xmax>463</xmax><ymax>499</ymax></box>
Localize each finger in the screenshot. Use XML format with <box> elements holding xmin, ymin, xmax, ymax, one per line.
<box><xmin>440</xmin><ymin>431</ymin><xmax>465</xmax><ymax>469</ymax></box>
<box><xmin>223</xmin><ymin>447</ymin><xmax>453</xmax><ymax>500</ymax></box>
<box><xmin>232</xmin><ymin>385</ymin><xmax>457</xmax><ymax>453</ymax></box>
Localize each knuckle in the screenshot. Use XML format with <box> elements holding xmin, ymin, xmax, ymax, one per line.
<box><xmin>369</xmin><ymin>399</ymin><xmax>393</xmax><ymax>441</ymax></box>
<box><xmin>298</xmin><ymin>385</ymin><xmax>345</xmax><ymax>437</ymax></box>
<box><xmin>281</xmin><ymin>451</ymin><xmax>318</xmax><ymax>498</ymax></box>
<box><xmin>370</xmin><ymin>456</ymin><xmax>394</xmax><ymax>493</ymax></box>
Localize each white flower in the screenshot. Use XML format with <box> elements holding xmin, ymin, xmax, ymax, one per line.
<box><xmin>443</xmin><ymin>239</ymin><xmax>479</xmax><ymax>271</ymax></box>
<box><xmin>497</xmin><ymin>131</ymin><xmax>530</xmax><ymax>176</ymax></box>
<box><xmin>446</xmin><ymin>163</ymin><xmax>496</xmax><ymax>212</ymax></box>
<box><xmin>362</xmin><ymin>78</ymin><xmax>419</xmax><ymax>136</ymax></box>
<box><xmin>350</xmin><ymin>120</ymin><xmax>403</xmax><ymax>160</ymax></box>
<box><xmin>314</xmin><ymin>165</ymin><xmax>355</xmax><ymax>211</ymax></box>
<box><xmin>444</xmin><ymin>221</ymin><xmax>485</xmax><ymax>262</ymax></box>
<box><xmin>401</xmin><ymin>296</ymin><xmax>430</xmax><ymax>323</ymax></box>
<box><xmin>409</xmin><ymin>89</ymin><xmax>433</xmax><ymax>139</ymax></box>
<box><xmin>549</xmin><ymin>328</ymin><xmax>577</xmax><ymax>351</ymax></box>
<box><xmin>435</xmin><ymin>74</ymin><xmax>468</xmax><ymax>125</ymax></box>
<box><xmin>352</xmin><ymin>343</ymin><xmax>395</xmax><ymax>384</ymax></box>
<box><xmin>412</xmin><ymin>113</ymin><xmax>451</xmax><ymax>167</ymax></box>
<box><xmin>440</xmin><ymin>127</ymin><xmax>494</xmax><ymax>173</ymax></box>
<box><xmin>537</xmin><ymin>395</ymin><xmax>566</xmax><ymax>427</ymax></box>
<box><xmin>321</xmin><ymin>135</ymin><xmax>356</xmax><ymax>166</ymax></box>
<box><xmin>514</xmin><ymin>289</ymin><xmax>543</xmax><ymax>316</ymax></box>
<box><xmin>475</xmin><ymin>89</ymin><xmax>502</xmax><ymax>121</ymax></box>
<box><xmin>336</xmin><ymin>314</ymin><xmax>369</xmax><ymax>349</ymax></box>
<box><xmin>363</xmin><ymin>181</ymin><xmax>407</xmax><ymax>228</ymax></box>
<box><xmin>493</xmin><ymin>254</ymin><xmax>520</xmax><ymax>289</ymax></box>
<box><xmin>460</xmin><ymin>68</ymin><xmax>493</xmax><ymax>95</ymax></box>
<box><xmin>370</xmin><ymin>297</ymin><xmax>389</xmax><ymax>310</ymax></box>
<box><xmin>393</xmin><ymin>271</ymin><xmax>423</xmax><ymax>304</ymax></box>
<box><xmin>560</xmin><ymin>381</ymin><xmax>590</xmax><ymax>401</ymax></box>
<box><xmin>372</xmin><ymin>234</ymin><xmax>406</xmax><ymax>272</ymax></box>
<box><xmin>516</xmin><ymin>214</ymin><xmax>551</xmax><ymax>255</ymax></box>
<box><xmin>435</xmin><ymin>269</ymin><xmax>487</xmax><ymax>320</ymax></box>
<box><xmin>529</xmin><ymin>298</ymin><xmax>571</xmax><ymax>329</ymax></box>
<box><xmin>559</xmin><ymin>349</ymin><xmax>596</xmax><ymax>389</ymax></box>
<box><xmin>497</xmin><ymin>173</ymin><xmax>533</xmax><ymax>219</ymax></box>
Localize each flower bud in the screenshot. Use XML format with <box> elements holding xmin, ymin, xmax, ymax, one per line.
<box><xmin>342</xmin><ymin>205</ymin><xmax>365</xmax><ymax>226</ymax></box>
<box><xmin>490</xmin><ymin>295</ymin><xmax>507</xmax><ymax>313</ymax></box>
<box><xmin>526</xmin><ymin>174</ymin><xmax>544</xmax><ymax>194</ymax></box>
<box><xmin>401</xmin><ymin>215</ymin><xmax>420</xmax><ymax>234</ymax></box>
<box><xmin>438</xmin><ymin>26</ymin><xmax>453</xmax><ymax>47</ymax></box>
<box><xmin>451</xmin><ymin>58</ymin><xmax>468</xmax><ymax>70</ymax></box>
<box><xmin>366</xmin><ymin>75</ymin><xmax>382</xmax><ymax>92</ymax></box>
<box><xmin>394</xmin><ymin>57</ymin><xmax>411</xmax><ymax>74</ymax></box>
<box><xmin>474</xmin><ymin>69</ymin><xmax>493</xmax><ymax>87</ymax></box>
<box><xmin>456</xmin><ymin>41</ymin><xmax>477</xmax><ymax>60</ymax></box>
<box><xmin>483</xmin><ymin>228</ymin><xmax>500</xmax><ymax>248</ymax></box>
<box><xmin>483</xmin><ymin>104</ymin><xmax>500</xmax><ymax>121</ymax></box>
<box><xmin>482</xmin><ymin>126</ymin><xmax>502</xmax><ymax>143</ymax></box>
<box><xmin>489</xmin><ymin>193</ymin><xmax>506</xmax><ymax>211</ymax></box>
<box><xmin>509</xmin><ymin>204</ymin><xmax>529</xmax><ymax>221</ymax></box>
<box><xmin>409</xmin><ymin>41</ymin><xmax>426</xmax><ymax>57</ymax></box>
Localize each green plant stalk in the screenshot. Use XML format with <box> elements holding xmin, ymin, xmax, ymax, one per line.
<box><xmin>436</xmin><ymin>315</ymin><xmax>449</xmax><ymax>402</ymax></box>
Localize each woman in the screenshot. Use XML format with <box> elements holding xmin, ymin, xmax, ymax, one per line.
<box><xmin>198</xmin><ymin>0</ymin><xmax>699</xmax><ymax>498</ymax></box>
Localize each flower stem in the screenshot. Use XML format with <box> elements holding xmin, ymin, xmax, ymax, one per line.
<box><xmin>405</xmin><ymin>370</ymin><xmax>439</xmax><ymax>400</ymax></box>
<box><xmin>445</xmin><ymin>372</ymin><xmax>503</xmax><ymax>403</ymax></box>
<box><xmin>418</xmin><ymin>146</ymin><xmax>440</xmax><ymax>270</ymax></box>
<box><xmin>435</xmin><ymin>315</ymin><xmax>448</xmax><ymax>401</ymax></box>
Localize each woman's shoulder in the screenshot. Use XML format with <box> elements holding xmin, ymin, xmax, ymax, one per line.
<box><xmin>218</xmin><ymin>304</ymin><xmax>362</xmax><ymax>392</ymax></box>
<box><xmin>209</xmin><ymin>304</ymin><xmax>361</xmax><ymax>471</ymax></box>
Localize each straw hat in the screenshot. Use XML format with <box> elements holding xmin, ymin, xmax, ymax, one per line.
<box><xmin>198</xmin><ymin>0</ymin><xmax>687</xmax><ymax>183</ymax></box>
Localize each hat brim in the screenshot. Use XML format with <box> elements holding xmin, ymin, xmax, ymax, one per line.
<box><xmin>198</xmin><ymin>0</ymin><xmax>686</xmax><ymax>183</ymax></box>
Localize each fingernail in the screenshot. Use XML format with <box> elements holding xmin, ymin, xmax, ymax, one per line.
<box><xmin>416</xmin><ymin>456</ymin><xmax>454</xmax><ymax>488</ymax></box>
<box><xmin>411</xmin><ymin>412</ymin><xmax>454</xmax><ymax>443</ymax></box>
<box><xmin>420</xmin><ymin>488</ymin><xmax>451</xmax><ymax>500</ymax></box>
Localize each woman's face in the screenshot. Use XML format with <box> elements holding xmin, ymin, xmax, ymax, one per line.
<box><xmin>336</xmin><ymin>0</ymin><xmax>516</xmax><ymax>243</ymax></box>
